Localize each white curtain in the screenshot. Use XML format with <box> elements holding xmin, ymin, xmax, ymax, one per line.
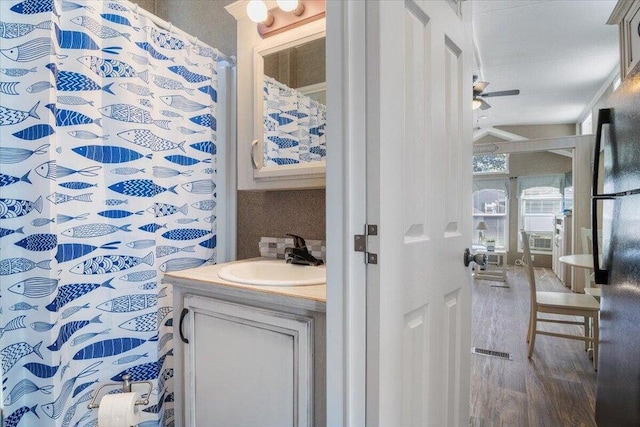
<box><xmin>0</xmin><ymin>1</ymin><xmax>226</xmax><ymax>425</ymax></box>
<box><xmin>263</xmin><ymin>76</ymin><xmax>326</xmax><ymax>167</ymax></box>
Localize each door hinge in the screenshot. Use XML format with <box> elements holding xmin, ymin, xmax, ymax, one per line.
<box><xmin>354</xmin><ymin>224</ymin><xmax>378</xmax><ymax>264</ymax></box>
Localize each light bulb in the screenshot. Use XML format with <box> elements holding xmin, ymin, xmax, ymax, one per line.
<box><xmin>472</xmin><ymin>98</ymin><xmax>482</xmax><ymax>110</ymax></box>
<box><xmin>277</xmin><ymin>0</ymin><xmax>299</xmax><ymax>12</ymax></box>
<box><xmin>247</xmin><ymin>0</ymin><xmax>269</xmax><ymax>23</ymax></box>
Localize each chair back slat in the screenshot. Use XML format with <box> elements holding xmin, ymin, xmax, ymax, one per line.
<box><xmin>521</xmin><ymin>231</ymin><xmax>538</xmax><ymax>303</ymax></box>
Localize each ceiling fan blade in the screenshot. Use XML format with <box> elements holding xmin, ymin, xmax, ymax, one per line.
<box><xmin>479</xmin><ymin>99</ymin><xmax>491</xmax><ymax>110</ymax></box>
<box><xmin>482</xmin><ymin>89</ymin><xmax>520</xmax><ymax>97</ymax></box>
<box><xmin>473</xmin><ymin>81</ymin><xmax>489</xmax><ymax>93</ymax></box>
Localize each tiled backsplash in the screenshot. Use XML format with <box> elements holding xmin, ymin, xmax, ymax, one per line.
<box><xmin>259</xmin><ymin>237</ymin><xmax>326</xmax><ymax>261</ymax></box>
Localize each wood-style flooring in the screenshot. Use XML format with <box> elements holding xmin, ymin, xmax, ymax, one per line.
<box><xmin>470</xmin><ymin>266</ymin><xmax>597</xmax><ymax>427</ymax></box>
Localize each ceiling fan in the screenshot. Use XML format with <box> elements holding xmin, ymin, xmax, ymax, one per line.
<box><xmin>473</xmin><ymin>78</ymin><xmax>520</xmax><ymax>110</ymax></box>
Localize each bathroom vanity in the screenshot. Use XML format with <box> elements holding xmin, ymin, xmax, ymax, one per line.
<box><xmin>163</xmin><ymin>259</ymin><xmax>326</xmax><ymax>427</ymax></box>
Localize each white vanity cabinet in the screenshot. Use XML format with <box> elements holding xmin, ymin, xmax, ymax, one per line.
<box><xmin>226</xmin><ymin>1</ymin><xmax>326</xmax><ymax>190</ymax></box>
<box><xmin>165</xmin><ymin>262</ymin><xmax>326</xmax><ymax>426</ymax></box>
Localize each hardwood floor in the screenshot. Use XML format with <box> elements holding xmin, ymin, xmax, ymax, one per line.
<box><xmin>470</xmin><ymin>266</ymin><xmax>597</xmax><ymax>427</ymax></box>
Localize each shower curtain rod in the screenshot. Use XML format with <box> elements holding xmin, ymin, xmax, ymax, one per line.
<box><xmin>132</xmin><ymin>2</ymin><xmax>236</xmax><ymax>66</ymax></box>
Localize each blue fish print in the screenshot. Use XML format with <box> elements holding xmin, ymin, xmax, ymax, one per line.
<box><xmin>156</xmin><ymin>245</ymin><xmax>195</xmax><ymax>258</ymax></box>
<box><xmin>190</xmin><ymin>141</ymin><xmax>216</xmax><ymax>154</ymax></box>
<box><xmin>101</xmin><ymin>13</ymin><xmax>139</xmax><ymax>30</ymax></box>
<box><xmin>1</xmin><ymin>341</ymin><xmax>43</xmax><ymax>374</ymax></box>
<box><xmin>0</xmin><ymin>38</ymin><xmax>66</xmax><ymax>62</ymax></box>
<box><xmin>99</xmin><ymin>104</ymin><xmax>170</xmax><ymax>129</ymax></box>
<box><xmin>58</xmin><ymin>95</ymin><xmax>95</xmax><ymax>106</ymax></box>
<box><xmin>152</xmin><ymin>166</ymin><xmax>192</xmax><ymax>178</ymax></box>
<box><xmin>61</xmin><ymin>223</ymin><xmax>131</xmax><ymax>238</ymax></box>
<box><xmin>0</xmin><ymin>102</ymin><xmax>39</xmax><ymax>126</ymax></box>
<box><xmin>113</xmin><ymin>353</ymin><xmax>148</xmax><ymax>365</ymax></box>
<box><xmin>30</xmin><ymin>321</ymin><xmax>56</xmax><ymax>332</ymax></box>
<box><xmin>23</xmin><ymin>362</ymin><xmax>59</xmax><ymax>378</ymax></box>
<box><xmin>25</xmin><ymin>81</ymin><xmax>54</xmax><ymax>93</ymax></box>
<box><xmin>72</xmin><ymin>145</ymin><xmax>151</xmax><ymax>164</ymax></box>
<box><xmin>0</xmin><ymin>144</ymin><xmax>49</xmax><ymax>164</ymax></box>
<box><xmin>310</xmin><ymin>146</ymin><xmax>326</xmax><ymax>157</ymax></box>
<box><xmin>5</xmin><ymin>405</ymin><xmax>39</xmax><ymax>427</ymax></box>
<box><xmin>160</xmin><ymin>95</ymin><xmax>207</xmax><ymax>112</ymax></box>
<box><xmin>0</xmin><ymin>258</ymin><xmax>51</xmax><ymax>275</ymax></box>
<box><xmin>30</xmin><ymin>217</ymin><xmax>55</xmax><ymax>227</ymax></box>
<box><xmin>105</xmin><ymin>199</ymin><xmax>128</xmax><ymax>206</ymax></box>
<box><xmin>120</xmin><ymin>270</ymin><xmax>156</xmax><ymax>282</ymax></box>
<box><xmin>120</xmin><ymin>82</ymin><xmax>154</xmax><ymax>97</ymax></box>
<box><xmin>0</xmin><ymin>195</ymin><xmax>42</xmax><ymax>219</ymax></box>
<box><xmin>61</xmin><ymin>1</ymin><xmax>95</xmax><ymax>12</ymax></box>
<box><xmin>46</xmin><ymin>192</ymin><xmax>93</xmax><ymax>204</ymax></box>
<box><xmin>138</xmin><ymin>223</ymin><xmax>166</xmax><ymax>233</ymax></box>
<box><xmin>0</xmin><ymin>81</ymin><xmax>19</xmax><ymax>95</ymax></box>
<box><xmin>268</xmin><ymin>136</ymin><xmax>298</xmax><ymax>149</ymax></box>
<box><xmin>69</xmin><ymin>252</ymin><xmax>154</xmax><ymax>275</ymax></box>
<box><xmin>35</xmin><ymin>161</ymin><xmax>102</xmax><ymax>180</ymax></box>
<box><xmin>198</xmin><ymin>85</ymin><xmax>218</xmax><ymax>102</ymax></box>
<box><xmin>0</xmin><ymin>66</ymin><xmax>37</xmax><ymax>76</ymax></box>
<box><xmin>191</xmin><ymin>199</ymin><xmax>216</xmax><ymax>211</ymax></box>
<box><xmin>136</xmin><ymin>42</ymin><xmax>174</xmax><ymax>61</ymax></box>
<box><xmin>98</xmin><ymin>209</ymin><xmax>143</xmax><ymax>219</ymax></box>
<box><xmin>47</xmin><ymin>315</ymin><xmax>102</xmax><ymax>351</ymax></box>
<box><xmin>189</xmin><ymin>113</ymin><xmax>216</xmax><ymax>130</ymax></box>
<box><xmin>97</xmin><ymin>294</ymin><xmax>157</xmax><ymax>313</ymax></box>
<box><xmin>12</xmin><ymin>124</ymin><xmax>55</xmax><ymax>140</ymax></box>
<box><xmin>109</xmin><ymin>179</ymin><xmax>178</xmax><ymax>197</ymax></box>
<box><xmin>119</xmin><ymin>310</ymin><xmax>169</xmax><ymax>332</ymax></box>
<box><xmin>148</xmin><ymin>203</ymin><xmax>188</xmax><ymax>217</ymax></box>
<box><xmin>70</xmin><ymin>15</ymin><xmax>131</xmax><ymax>40</ymax></box>
<box><xmin>46</xmin><ymin>279</ymin><xmax>115</xmax><ymax>312</ymax></box>
<box><xmin>0</xmin><ymin>20</ymin><xmax>52</xmax><ymax>39</ymax></box>
<box><xmin>54</xmin><ymin>23</ymin><xmax>120</xmax><ymax>54</ymax></box>
<box><xmin>164</xmin><ymin>154</ymin><xmax>208</xmax><ymax>166</ymax></box>
<box><xmin>46</xmin><ymin>63</ymin><xmax>115</xmax><ymax>95</ymax></box>
<box><xmin>73</xmin><ymin>336</ymin><xmax>157</xmax><ymax>360</ymax></box>
<box><xmin>199</xmin><ymin>236</ymin><xmax>217</xmax><ymax>249</ymax></box>
<box><xmin>161</xmin><ymin>228</ymin><xmax>210</xmax><ymax>241</ymax></box>
<box><xmin>270</xmin><ymin>157</ymin><xmax>300</xmax><ymax>165</ymax></box>
<box><xmin>107</xmin><ymin>3</ymin><xmax>129</xmax><ymax>12</ymax></box>
<box><xmin>126</xmin><ymin>240</ymin><xmax>156</xmax><ymax>249</ymax></box>
<box><xmin>45</xmin><ymin>104</ymin><xmax>102</xmax><ymax>127</ymax></box>
<box><xmin>110</xmin><ymin>167</ymin><xmax>145</xmax><ymax>175</ymax></box>
<box><xmin>111</xmin><ymin>349</ymin><xmax>172</xmax><ymax>382</ymax></box>
<box><xmin>159</xmin><ymin>257</ymin><xmax>207</xmax><ymax>272</ymax></box>
<box><xmin>0</xmin><ymin>226</ymin><xmax>24</xmax><ymax>238</ymax></box>
<box><xmin>70</xmin><ymin>328</ymin><xmax>110</xmax><ymax>346</ymax></box>
<box><xmin>145</xmin><ymin>26</ymin><xmax>185</xmax><ymax>50</ymax></box>
<box><xmin>41</xmin><ymin>361</ymin><xmax>101</xmax><ymax>419</ymax></box>
<box><xmin>168</xmin><ymin>65</ymin><xmax>209</xmax><ymax>83</ymax></box>
<box><xmin>0</xmin><ymin>171</ymin><xmax>31</xmax><ymax>187</ymax></box>
<box><xmin>8</xmin><ymin>277</ymin><xmax>58</xmax><ymax>297</ymax></box>
<box><xmin>182</xmin><ymin>179</ymin><xmax>215</xmax><ymax>194</ymax></box>
<box><xmin>3</xmin><ymin>378</ymin><xmax>53</xmax><ymax>405</ymax></box>
<box><xmin>57</xmin><ymin>181</ymin><xmax>97</xmax><ymax>191</ymax></box>
<box><xmin>14</xmin><ymin>233</ymin><xmax>57</xmax><ymax>251</ymax></box>
<box><xmin>77</xmin><ymin>55</ymin><xmax>148</xmax><ymax>82</ymax></box>
<box><xmin>10</xmin><ymin>0</ymin><xmax>56</xmax><ymax>15</ymax></box>
<box><xmin>55</xmin><ymin>241</ymin><xmax>120</xmax><ymax>263</ymax></box>
<box><xmin>118</xmin><ymin>129</ymin><xmax>185</xmax><ymax>152</ymax></box>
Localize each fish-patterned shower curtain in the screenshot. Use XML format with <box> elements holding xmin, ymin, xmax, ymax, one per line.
<box><xmin>263</xmin><ymin>76</ymin><xmax>326</xmax><ymax>167</ymax></box>
<box><xmin>0</xmin><ymin>1</ymin><xmax>222</xmax><ymax>426</ymax></box>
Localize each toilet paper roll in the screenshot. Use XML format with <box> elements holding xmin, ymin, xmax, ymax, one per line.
<box><xmin>98</xmin><ymin>392</ymin><xmax>140</xmax><ymax>427</ymax></box>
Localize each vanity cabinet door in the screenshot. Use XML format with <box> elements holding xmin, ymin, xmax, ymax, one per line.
<box><xmin>183</xmin><ymin>294</ymin><xmax>314</xmax><ymax>427</ymax></box>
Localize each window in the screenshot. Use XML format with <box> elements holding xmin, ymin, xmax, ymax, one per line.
<box><xmin>518</xmin><ymin>186</ymin><xmax>563</xmax><ymax>252</ymax></box>
<box><xmin>473</xmin><ymin>154</ymin><xmax>509</xmax><ymax>174</ymax></box>
<box><xmin>580</xmin><ymin>112</ymin><xmax>593</xmax><ymax>135</ymax></box>
<box><xmin>473</xmin><ymin>188</ymin><xmax>508</xmax><ymax>249</ymax></box>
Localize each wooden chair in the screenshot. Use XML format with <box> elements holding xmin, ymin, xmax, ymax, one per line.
<box><xmin>521</xmin><ymin>231</ymin><xmax>600</xmax><ymax>370</ymax></box>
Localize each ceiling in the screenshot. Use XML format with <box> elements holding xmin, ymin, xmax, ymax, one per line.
<box><xmin>472</xmin><ymin>0</ymin><xmax>619</xmax><ymax>129</ymax></box>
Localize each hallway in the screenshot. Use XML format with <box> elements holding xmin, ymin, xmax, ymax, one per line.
<box><xmin>470</xmin><ymin>266</ymin><xmax>597</xmax><ymax>426</ymax></box>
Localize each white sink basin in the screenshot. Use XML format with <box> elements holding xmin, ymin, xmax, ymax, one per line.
<box><xmin>217</xmin><ymin>260</ymin><xmax>326</xmax><ymax>286</ymax></box>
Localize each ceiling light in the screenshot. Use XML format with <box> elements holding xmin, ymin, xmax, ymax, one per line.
<box><xmin>247</xmin><ymin>0</ymin><xmax>273</xmax><ymax>25</ymax></box>
<box><xmin>472</xmin><ymin>97</ymin><xmax>482</xmax><ymax>110</ymax></box>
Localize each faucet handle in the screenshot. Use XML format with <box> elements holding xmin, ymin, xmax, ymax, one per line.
<box><xmin>286</xmin><ymin>234</ymin><xmax>307</xmax><ymax>249</ymax></box>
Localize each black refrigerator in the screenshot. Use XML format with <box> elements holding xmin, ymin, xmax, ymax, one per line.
<box><xmin>592</xmin><ymin>70</ymin><xmax>640</xmax><ymax>426</ymax></box>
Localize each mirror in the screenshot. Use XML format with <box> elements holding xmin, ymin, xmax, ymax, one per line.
<box><xmin>255</xmin><ymin>33</ymin><xmax>326</xmax><ymax>170</ymax></box>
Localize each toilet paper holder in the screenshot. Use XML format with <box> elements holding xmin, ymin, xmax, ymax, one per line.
<box><xmin>87</xmin><ymin>374</ymin><xmax>154</xmax><ymax>410</ymax></box>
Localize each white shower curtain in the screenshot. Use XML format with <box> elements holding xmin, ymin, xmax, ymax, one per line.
<box><xmin>0</xmin><ymin>1</ymin><xmax>228</xmax><ymax>425</ymax></box>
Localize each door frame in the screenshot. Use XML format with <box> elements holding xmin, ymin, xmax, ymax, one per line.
<box><xmin>326</xmin><ymin>1</ymin><xmax>367</xmax><ymax>425</ymax></box>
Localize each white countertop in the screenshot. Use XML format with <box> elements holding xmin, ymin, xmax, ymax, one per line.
<box><xmin>163</xmin><ymin>258</ymin><xmax>327</xmax><ymax>310</ymax></box>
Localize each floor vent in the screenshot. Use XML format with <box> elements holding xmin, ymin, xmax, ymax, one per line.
<box><xmin>471</xmin><ymin>347</ymin><xmax>513</xmax><ymax>360</ymax></box>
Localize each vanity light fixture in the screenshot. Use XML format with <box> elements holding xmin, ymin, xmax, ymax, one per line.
<box><xmin>255</xmin><ymin>0</ymin><xmax>326</xmax><ymax>38</ymax></box>
<box><xmin>246</xmin><ymin>0</ymin><xmax>274</xmax><ymax>26</ymax></box>
<box><xmin>472</xmin><ymin>97</ymin><xmax>483</xmax><ymax>110</ymax></box>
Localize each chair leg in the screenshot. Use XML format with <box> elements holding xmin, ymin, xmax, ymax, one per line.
<box><xmin>528</xmin><ymin>315</ymin><xmax>537</xmax><ymax>359</ymax></box>
<box><xmin>592</xmin><ymin>313</ymin><xmax>599</xmax><ymax>371</ymax></box>
<box><xmin>526</xmin><ymin>309</ymin><xmax>532</xmax><ymax>343</ymax></box>
<box><xmin>584</xmin><ymin>316</ymin><xmax>590</xmax><ymax>351</ymax></box>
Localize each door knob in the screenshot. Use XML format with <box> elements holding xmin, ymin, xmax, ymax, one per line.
<box><xmin>464</xmin><ymin>248</ymin><xmax>487</xmax><ymax>267</ymax></box>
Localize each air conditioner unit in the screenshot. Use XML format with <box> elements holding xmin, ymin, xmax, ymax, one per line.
<box><xmin>529</xmin><ymin>234</ymin><xmax>553</xmax><ymax>251</ymax></box>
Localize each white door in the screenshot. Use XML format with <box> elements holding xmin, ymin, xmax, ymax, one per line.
<box><xmin>365</xmin><ymin>1</ymin><xmax>473</xmax><ymax>425</ymax></box>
